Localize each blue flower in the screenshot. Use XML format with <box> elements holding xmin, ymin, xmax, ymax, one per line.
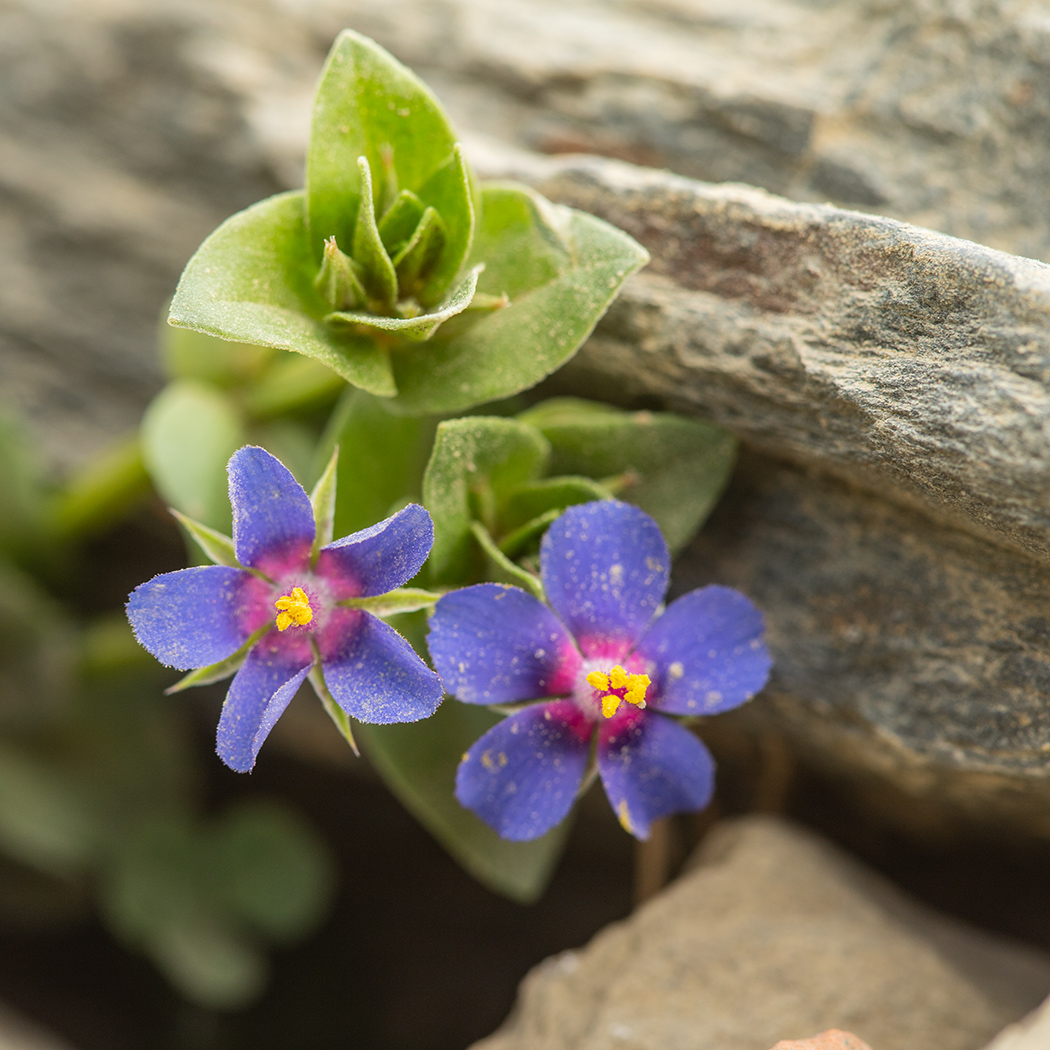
<box><xmin>428</xmin><ymin>500</ymin><xmax>771</xmax><ymax>840</ymax></box>
<box><xmin>128</xmin><ymin>446</ymin><xmax>442</xmax><ymax>772</ymax></box>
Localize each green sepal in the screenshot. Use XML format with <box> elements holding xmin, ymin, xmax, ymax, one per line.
<box><xmin>168</xmin><ymin>191</ymin><xmax>396</xmax><ymax>398</ymax></box>
<box><xmin>351</xmin><ymin>156</ymin><xmax>399</xmax><ymax>311</ymax></box>
<box><xmin>164</xmin><ymin>626</ymin><xmax>270</xmax><ymax>694</ymax></box>
<box><xmin>377</xmin><ymin>189</ymin><xmax>425</xmax><ymax>255</ymax></box>
<box><xmin>309</xmin><ymin>446</ymin><xmax>339</xmax><ymax>559</ymax></box>
<box><xmin>518</xmin><ymin>398</ymin><xmax>738</xmax><ymax>553</ymax></box>
<box><xmin>338</xmin><ymin>587</ymin><xmax>443</xmax><ymax>617</ymax></box>
<box><xmin>306</xmin><ymin>30</ymin><xmax>459</xmax><ymax>260</ymax></box>
<box><xmin>390</xmin><ymin>183</ymin><xmax>650</xmax><ymax>413</ymax></box>
<box><xmin>470</xmin><ymin>522</ymin><xmax>545</xmax><ymax>601</ymax></box>
<box><xmin>326</xmin><ymin>265</ymin><xmax>481</xmax><ymax>343</ymax></box>
<box><xmin>422</xmin><ymin>416</ymin><xmax>550</xmax><ymax>584</ymax></box>
<box><xmin>308</xmin><ymin>662</ymin><xmax>358</xmax><ymax>756</ymax></box>
<box><xmin>169</xmin><ymin>510</ymin><xmax>239</xmax><ymax>568</ymax></box>
<box><xmin>315</xmin><ymin>236</ymin><xmax>367</xmax><ymax>312</ymax></box>
<box><xmin>356</xmin><ymin>703</ymin><xmax>572</xmax><ymax>903</ymax></box>
<box><xmin>392</xmin><ymin>206</ymin><xmax>446</xmax><ymax>295</ymax></box>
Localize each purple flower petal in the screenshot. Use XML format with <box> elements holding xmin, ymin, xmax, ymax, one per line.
<box><xmin>635</xmin><ymin>586</ymin><xmax>771</xmax><ymax>715</ymax></box>
<box><xmin>317</xmin><ymin>503</ymin><xmax>433</xmax><ymax>596</ymax></box>
<box><xmin>455</xmin><ymin>701</ymin><xmax>592</xmax><ymax>841</ymax></box>
<box><xmin>541</xmin><ymin>501</ymin><xmax>669</xmax><ymax>659</ymax></box>
<box><xmin>216</xmin><ymin>637</ymin><xmax>312</xmax><ymax>772</ymax></box>
<box><xmin>428</xmin><ymin>584</ymin><xmax>581</xmax><ymax>706</ymax></box>
<box><xmin>323</xmin><ymin>613</ymin><xmax>443</xmax><ymax>724</ymax></box>
<box><xmin>597</xmin><ymin>711</ymin><xmax>714</xmax><ymax>839</ymax></box>
<box><xmin>228</xmin><ymin>446</ymin><xmax>315</xmax><ymax>571</ymax></box>
<box><xmin>126</xmin><ymin>566</ymin><xmax>252</xmax><ymax>670</ymax></box>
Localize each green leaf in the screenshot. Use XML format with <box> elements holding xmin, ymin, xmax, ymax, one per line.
<box><xmin>392</xmin><ymin>206</ymin><xmax>446</xmax><ymax>296</ymax></box>
<box><xmin>422</xmin><ymin>417</ymin><xmax>550</xmax><ymax>584</ymax></box>
<box><xmin>243</xmin><ymin>353</ymin><xmax>345</xmax><ymax>419</ymax></box>
<box><xmin>315</xmin><ymin>236</ymin><xmax>367</xmax><ymax>312</ymax></box>
<box><xmin>162</xmin><ymin>324</ymin><xmax>273</xmax><ymax>387</ymax></box>
<box><xmin>351</xmin><ymin>156</ymin><xmax>399</xmax><ymax>311</ymax></box>
<box><xmin>340</xmin><ymin>587</ymin><xmax>442</xmax><ymax>617</ymax></box>
<box><xmin>169</xmin><ymin>510</ymin><xmax>238</xmax><ymax>567</ymax></box>
<box><xmin>141</xmin><ymin>381</ymin><xmax>245</xmax><ymax>531</ymax></box>
<box><xmin>49</xmin><ymin>435</ymin><xmax>150</xmax><ymax>540</ymax></box>
<box><xmin>357</xmin><ymin>704</ymin><xmax>572</xmax><ymax>903</ymax></box>
<box><xmin>168</xmin><ymin>191</ymin><xmax>396</xmax><ymax>398</ymax></box>
<box><xmin>306</xmin><ymin>30</ymin><xmax>460</xmax><ymax>261</ymax></box>
<box><xmin>0</xmin><ymin>742</ymin><xmax>99</xmax><ymax>873</ymax></box>
<box><xmin>210</xmin><ymin>801</ymin><xmax>334</xmax><ymax>943</ymax></box>
<box><xmin>391</xmin><ymin>183</ymin><xmax>650</xmax><ymax>413</ymax></box>
<box><xmin>310</xmin><ymin>446</ymin><xmax>339</xmax><ymax>556</ymax></box>
<box><xmin>500</xmin><ymin>475</ymin><xmax>611</xmax><ymax>535</ymax></box>
<box><xmin>327</xmin><ymin>264</ymin><xmax>481</xmax><ymax>342</ymax></box>
<box><xmin>415</xmin><ymin>144</ymin><xmax>475</xmax><ymax>306</ymax></box>
<box><xmin>318</xmin><ymin>389</ymin><xmax>438</xmax><ymax>537</ymax></box>
<box><xmin>519</xmin><ymin>398</ymin><xmax>738</xmax><ymax>553</ymax></box>
<box><xmin>377</xmin><ymin>189</ymin><xmax>425</xmax><ymax>255</ymax></box>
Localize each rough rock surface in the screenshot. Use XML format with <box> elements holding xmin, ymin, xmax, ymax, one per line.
<box><xmin>770</xmin><ymin>1033</ymin><xmax>873</xmax><ymax>1050</ymax></box>
<box><xmin>5</xmin><ymin>0</ymin><xmax>1050</xmax><ymax>827</ymax></box>
<box><xmin>469</xmin><ymin>817</ymin><xmax>1050</xmax><ymax>1050</ymax></box>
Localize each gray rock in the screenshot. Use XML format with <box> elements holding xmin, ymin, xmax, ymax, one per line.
<box><xmin>469</xmin><ymin>816</ymin><xmax>1050</xmax><ymax>1050</ymax></box>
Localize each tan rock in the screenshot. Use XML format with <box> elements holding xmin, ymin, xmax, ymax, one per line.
<box><xmin>771</xmin><ymin>1032</ymin><xmax>873</xmax><ymax>1050</ymax></box>
<box><xmin>470</xmin><ymin>817</ymin><xmax>1050</xmax><ymax>1050</ymax></box>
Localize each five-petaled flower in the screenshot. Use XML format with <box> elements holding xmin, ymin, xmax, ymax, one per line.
<box><xmin>428</xmin><ymin>500</ymin><xmax>771</xmax><ymax>840</ymax></box>
<box><xmin>127</xmin><ymin>446</ymin><xmax>443</xmax><ymax>772</ymax></box>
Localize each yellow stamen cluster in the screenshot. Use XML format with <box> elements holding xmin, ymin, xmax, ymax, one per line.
<box><xmin>274</xmin><ymin>587</ymin><xmax>313</xmax><ymax>631</ymax></box>
<box><xmin>586</xmin><ymin>665</ymin><xmax>651</xmax><ymax>719</ymax></box>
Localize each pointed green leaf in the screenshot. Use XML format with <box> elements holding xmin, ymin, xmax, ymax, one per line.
<box><xmin>391</xmin><ymin>184</ymin><xmax>650</xmax><ymax>413</ymax></box>
<box><xmin>377</xmin><ymin>189</ymin><xmax>425</xmax><ymax>255</ymax></box>
<box><xmin>351</xmin><ymin>156</ymin><xmax>399</xmax><ymax>311</ymax></box>
<box><xmin>327</xmin><ymin>265</ymin><xmax>481</xmax><ymax>343</ymax></box>
<box><xmin>356</xmin><ymin>704</ymin><xmax>572</xmax><ymax>903</ymax></box>
<box><xmin>392</xmin><ymin>206</ymin><xmax>446</xmax><ymax>295</ymax></box>
<box><xmin>310</xmin><ymin>447</ymin><xmax>339</xmax><ymax>557</ymax></box>
<box><xmin>141</xmin><ymin>381</ymin><xmax>245</xmax><ymax>531</ymax></box>
<box><xmin>518</xmin><ymin>398</ymin><xmax>738</xmax><ymax>553</ymax></box>
<box><xmin>339</xmin><ymin>588</ymin><xmax>442</xmax><ymax>617</ymax></box>
<box><xmin>423</xmin><ymin>417</ymin><xmax>550</xmax><ymax>584</ymax></box>
<box><xmin>315</xmin><ymin>236</ymin><xmax>367</xmax><ymax>311</ymax></box>
<box><xmin>169</xmin><ymin>191</ymin><xmax>396</xmax><ymax>398</ymax></box>
<box><xmin>318</xmin><ymin>389</ymin><xmax>438</xmax><ymax>538</ymax></box>
<box><xmin>415</xmin><ymin>144</ymin><xmax>475</xmax><ymax>306</ymax></box>
<box><xmin>169</xmin><ymin>510</ymin><xmax>239</xmax><ymax>567</ymax></box>
<box><xmin>306</xmin><ymin>30</ymin><xmax>459</xmax><ymax>259</ymax></box>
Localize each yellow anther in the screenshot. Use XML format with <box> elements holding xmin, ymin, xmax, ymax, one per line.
<box><xmin>586</xmin><ymin>670</ymin><xmax>609</xmax><ymax>691</ymax></box>
<box><xmin>274</xmin><ymin>586</ymin><xmax>313</xmax><ymax>631</ymax></box>
<box><xmin>591</xmin><ymin>665</ymin><xmax>651</xmax><ymax>718</ymax></box>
